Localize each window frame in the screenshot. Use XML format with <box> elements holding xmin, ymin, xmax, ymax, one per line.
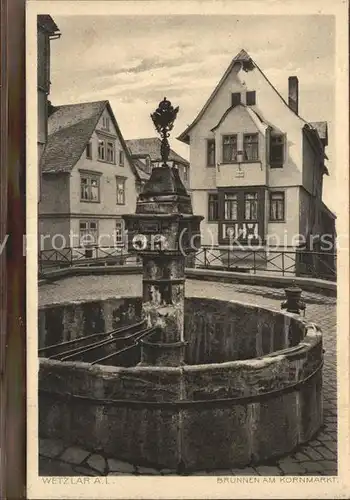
<box><xmin>115</xmin><ymin>219</ymin><xmax>125</xmax><ymax>246</ymax></box>
<box><xmin>80</xmin><ymin>172</ymin><xmax>101</xmax><ymax>203</ymax></box>
<box><xmin>269</xmin><ymin>191</ymin><xmax>285</xmax><ymax>222</ymax></box>
<box><xmin>207</xmin><ymin>138</ymin><xmax>216</xmax><ymax>167</ymax></box>
<box><xmin>222</xmin><ymin>134</ymin><xmax>238</xmax><ymax>164</ymax></box>
<box><xmin>79</xmin><ymin>220</ymin><xmax>98</xmax><ymax>246</ymax></box>
<box><xmin>270</xmin><ymin>134</ymin><xmax>285</xmax><ymax>168</ymax></box>
<box><xmin>106</xmin><ymin>140</ymin><xmax>115</xmax><ymax>163</ymax></box>
<box><xmin>243</xmin><ymin>133</ymin><xmax>259</xmax><ymax>162</ymax></box>
<box><xmin>244</xmin><ymin>192</ymin><xmax>258</xmax><ymax>220</ymax></box>
<box><xmin>246</xmin><ymin>91</ymin><xmax>256</xmax><ymax>106</ymax></box>
<box><xmin>86</xmin><ymin>141</ymin><xmax>92</xmax><ymax>160</ymax></box>
<box><xmin>119</xmin><ymin>150</ymin><xmax>125</xmax><ymax>166</ymax></box>
<box><xmin>97</xmin><ymin>136</ymin><xmax>116</xmax><ymax>164</ymax></box>
<box><xmin>207</xmin><ymin>193</ymin><xmax>219</xmax><ymax>222</ymax></box>
<box><xmin>183</xmin><ymin>165</ymin><xmax>189</xmax><ymax>182</ymax></box>
<box><xmin>102</xmin><ymin>116</ymin><xmax>110</xmax><ymax>131</ymax></box>
<box><xmin>231</xmin><ymin>92</ymin><xmax>241</xmax><ymax>106</ymax></box>
<box><xmin>116</xmin><ymin>176</ymin><xmax>126</xmax><ymax>205</ymax></box>
<box><xmin>224</xmin><ymin>193</ymin><xmax>238</xmax><ymax>221</ymax></box>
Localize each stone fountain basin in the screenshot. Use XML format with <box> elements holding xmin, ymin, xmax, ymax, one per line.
<box><xmin>39</xmin><ymin>297</ymin><xmax>323</xmax><ymax>471</ymax></box>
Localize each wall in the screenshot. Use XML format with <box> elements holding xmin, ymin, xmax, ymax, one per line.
<box><xmin>39</xmin><ymin>306</ymin><xmax>323</xmax><ymax>470</ymax></box>
<box><xmin>39</xmin><ymin>218</ymin><xmax>71</xmax><ymax>251</ymax></box>
<box><xmin>214</xmin><ymin>105</ymin><xmax>267</xmax><ymax>187</ymax></box>
<box><xmin>187</xmin><ymin>63</ymin><xmax>304</xmax><ymax>191</ymax></box>
<box><xmin>38</xmin><ymin>296</ymin><xmax>142</xmax><ymax>349</ymax></box>
<box><xmin>39</xmin><ymin>173</ymin><xmax>70</xmax><ymax>214</ymax></box>
<box><xmin>69</xmin><ymin>111</ymin><xmax>137</xmax><ymax>217</ymax></box>
<box><xmin>267</xmin><ymin>186</ymin><xmax>300</xmax><ymax>246</ymax></box>
<box><xmin>184</xmin><ymin>298</ymin><xmax>306</xmax><ymax>364</ymax></box>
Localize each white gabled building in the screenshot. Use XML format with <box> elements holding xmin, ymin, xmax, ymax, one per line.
<box><xmin>177</xmin><ymin>49</ymin><xmax>335</xmax><ymax>274</ymax></box>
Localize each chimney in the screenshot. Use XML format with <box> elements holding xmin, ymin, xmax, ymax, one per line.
<box><xmin>47</xmin><ymin>100</ymin><xmax>56</xmax><ymax>117</ymax></box>
<box><xmin>288</xmin><ymin>76</ymin><xmax>299</xmax><ymax>114</ymax></box>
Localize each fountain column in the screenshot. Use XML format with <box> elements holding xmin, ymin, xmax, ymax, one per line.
<box><xmin>123</xmin><ymin>98</ymin><xmax>203</xmax><ymax>366</ymax></box>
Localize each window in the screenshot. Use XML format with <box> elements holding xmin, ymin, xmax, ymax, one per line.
<box><xmin>86</xmin><ymin>142</ymin><xmax>92</xmax><ymax>159</ymax></box>
<box><xmin>231</xmin><ymin>92</ymin><xmax>241</xmax><ymax>106</ymax></box>
<box><xmin>246</xmin><ymin>91</ymin><xmax>256</xmax><ymax>106</ymax></box>
<box><xmin>97</xmin><ymin>137</ymin><xmax>116</xmax><ymax>164</ymax></box>
<box><xmin>106</xmin><ymin>141</ymin><xmax>115</xmax><ymax>163</ymax></box>
<box><xmin>270</xmin><ymin>134</ymin><xmax>285</xmax><ymax>167</ymax></box>
<box><xmin>79</xmin><ymin>220</ymin><xmax>98</xmax><ymax>246</ymax></box>
<box><xmin>102</xmin><ymin>116</ymin><xmax>110</xmax><ymax>131</ymax></box>
<box><xmin>269</xmin><ymin>192</ymin><xmax>285</xmax><ymax>221</ymax></box>
<box><xmin>243</xmin><ymin>134</ymin><xmax>259</xmax><ymax>161</ymax></box>
<box><xmin>80</xmin><ymin>174</ymin><xmax>100</xmax><ymax>202</ymax></box>
<box><xmin>183</xmin><ymin>165</ymin><xmax>188</xmax><ymax>182</ymax></box>
<box><xmin>208</xmin><ymin>193</ymin><xmax>219</xmax><ymax>221</ymax></box>
<box><xmin>115</xmin><ymin>220</ymin><xmax>124</xmax><ymax>246</ymax></box>
<box><xmin>119</xmin><ymin>150</ymin><xmax>125</xmax><ymax>166</ymax></box>
<box><xmin>98</xmin><ymin>140</ymin><xmax>105</xmax><ymax>161</ymax></box>
<box><xmin>116</xmin><ymin>177</ymin><xmax>125</xmax><ymax>205</ymax></box>
<box><xmin>224</xmin><ymin>193</ymin><xmax>238</xmax><ymax>220</ymax></box>
<box><xmin>206</xmin><ymin>139</ymin><xmax>216</xmax><ymax>167</ymax></box>
<box><xmin>244</xmin><ymin>192</ymin><xmax>258</xmax><ymax>220</ymax></box>
<box><xmin>222</xmin><ymin>135</ymin><xmax>238</xmax><ymax>163</ymax></box>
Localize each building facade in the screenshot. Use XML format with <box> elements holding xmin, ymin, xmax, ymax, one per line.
<box><xmin>37</xmin><ymin>15</ymin><xmax>61</xmax><ymax>201</ymax></box>
<box><xmin>177</xmin><ymin>49</ymin><xmax>335</xmax><ymax>271</ymax></box>
<box><xmin>126</xmin><ymin>138</ymin><xmax>191</xmax><ymax>192</ymax></box>
<box><xmin>39</xmin><ymin>100</ymin><xmax>140</xmax><ymax>252</ymax></box>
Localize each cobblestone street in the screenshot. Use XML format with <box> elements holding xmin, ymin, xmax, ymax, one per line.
<box><xmin>39</xmin><ymin>275</ymin><xmax>337</xmax><ymax>476</ymax></box>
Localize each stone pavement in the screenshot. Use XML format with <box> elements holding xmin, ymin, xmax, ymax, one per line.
<box><xmin>39</xmin><ymin>276</ymin><xmax>337</xmax><ymax>476</ymax></box>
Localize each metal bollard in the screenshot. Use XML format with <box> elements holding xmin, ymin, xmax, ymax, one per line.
<box><xmin>281</xmin><ymin>281</ymin><xmax>306</xmax><ymax>316</ymax></box>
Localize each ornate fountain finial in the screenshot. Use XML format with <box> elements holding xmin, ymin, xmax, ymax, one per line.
<box><xmin>150</xmin><ymin>97</ymin><xmax>179</xmax><ymax>166</ymax></box>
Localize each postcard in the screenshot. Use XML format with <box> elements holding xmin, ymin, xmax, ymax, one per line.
<box><xmin>26</xmin><ymin>0</ymin><xmax>349</xmax><ymax>498</ymax></box>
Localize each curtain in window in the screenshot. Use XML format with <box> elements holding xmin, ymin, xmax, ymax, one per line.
<box><xmin>224</xmin><ymin>194</ymin><xmax>238</xmax><ymax>220</ymax></box>
<box><xmin>243</xmin><ymin>134</ymin><xmax>259</xmax><ymax>161</ymax></box>
<box><xmin>222</xmin><ymin>136</ymin><xmax>237</xmax><ymax>163</ymax></box>
<box><xmin>208</xmin><ymin>194</ymin><xmax>218</xmax><ymax>221</ymax></box>
<box><xmin>244</xmin><ymin>193</ymin><xmax>258</xmax><ymax>220</ymax></box>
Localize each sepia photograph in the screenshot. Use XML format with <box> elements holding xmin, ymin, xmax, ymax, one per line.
<box><xmin>25</xmin><ymin>1</ymin><xmax>349</xmax><ymax>498</ymax></box>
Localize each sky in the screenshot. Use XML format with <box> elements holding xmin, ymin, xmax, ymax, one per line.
<box><xmin>48</xmin><ymin>14</ymin><xmax>336</xmax><ymax>211</ymax></box>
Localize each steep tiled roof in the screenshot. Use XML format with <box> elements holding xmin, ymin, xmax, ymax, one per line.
<box><xmin>132</xmin><ymin>157</ymin><xmax>151</xmax><ymax>181</ymax></box>
<box><xmin>41</xmin><ymin>100</ymin><xmax>139</xmax><ymax>180</ymax></box>
<box><xmin>126</xmin><ymin>138</ymin><xmax>189</xmax><ymax>166</ymax></box>
<box><xmin>310</xmin><ymin>121</ymin><xmax>328</xmax><ymax>142</ymax></box>
<box><xmin>41</xmin><ymin>101</ymin><xmax>106</xmax><ymax>173</ymax></box>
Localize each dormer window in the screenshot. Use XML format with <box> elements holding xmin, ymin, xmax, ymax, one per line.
<box><xmin>246</xmin><ymin>91</ymin><xmax>256</xmax><ymax>106</ymax></box>
<box><xmin>270</xmin><ymin>134</ymin><xmax>285</xmax><ymax>168</ymax></box>
<box><xmin>231</xmin><ymin>93</ymin><xmax>241</xmax><ymax>106</ymax></box>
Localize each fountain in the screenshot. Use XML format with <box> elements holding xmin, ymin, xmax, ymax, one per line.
<box><xmin>38</xmin><ymin>99</ymin><xmax>324</xmax><ymax>473</ymax></box>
